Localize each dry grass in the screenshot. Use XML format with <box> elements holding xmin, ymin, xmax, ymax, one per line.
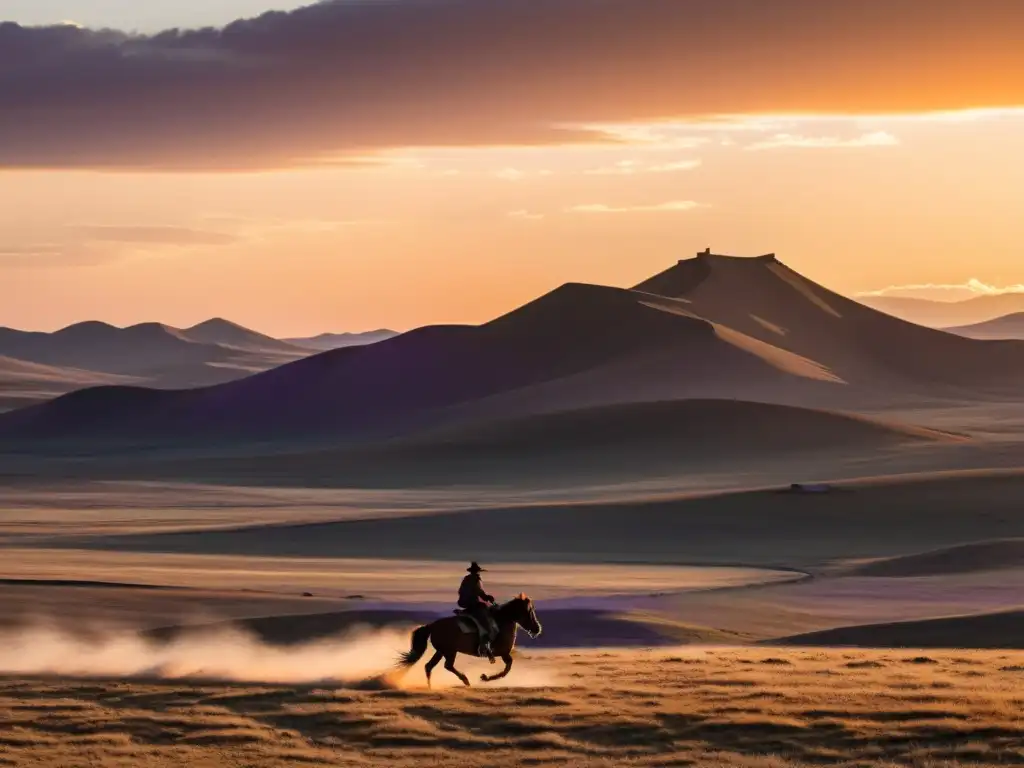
<box><xmin>0</xmin><ymin>647</ymin><xmax>1020</xmax><ymax>767</ymax></box>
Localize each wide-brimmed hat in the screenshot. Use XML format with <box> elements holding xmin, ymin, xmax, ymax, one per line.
<box><xmin>467</xmin><ymin>562</ymin><xmax>486</xmax><ymax>573</ymax></box>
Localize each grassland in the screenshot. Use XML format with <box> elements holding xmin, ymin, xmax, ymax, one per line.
<box><xmin>0</xmin><ymin>647</ymin><xmax>1021</xmax><ymax>767</ymax></box>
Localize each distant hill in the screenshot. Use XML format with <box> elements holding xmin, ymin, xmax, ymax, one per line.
<box><xmin>283</xmin><ymin>330</ymin><xmax>398</xmax><ymax>351</ymax></box>
<box><xmin>180</xmin><ymin>318</ymin><xmax>305</xmax><ymax>354</ymax></box>
<box><xmin>0</xmin><ymin>319</ymin><xmax>309</xmax><ymax>390</ymax></box>
<box><xmin>945</xmin><ymin>312</ymin><xmax>1024</xmax><ymax>340</ymax></box>
<box><xmin>860</xmin><ymin>293</ymin><xmax>1024</xmax><ymax>328</ymax></box>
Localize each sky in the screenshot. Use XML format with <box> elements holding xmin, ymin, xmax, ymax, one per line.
<box><xmin>1</xmin><ymin>0</ymin><xmax>1023</xmax><ymax>336</ymax></box>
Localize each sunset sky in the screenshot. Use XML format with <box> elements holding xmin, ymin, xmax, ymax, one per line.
<box><xmin>2</xmin><ymin>0</ymin><xmax>1023</xmax><ymax>336</ymax></box>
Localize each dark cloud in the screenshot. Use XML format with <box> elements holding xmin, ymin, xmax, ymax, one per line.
<box><xmin>1</xmin><ymin>0</ymin><xmax>1022</xmax><ymax>171</ymax></box>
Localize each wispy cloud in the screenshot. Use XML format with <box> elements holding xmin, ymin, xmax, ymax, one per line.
<box><xmin>198</xmin><ymin>215</ymin><xmax>390</xmax><ymax>236</ymax></box>
<box><xmin>1</xmin><ymin>216</ymin><xmax>382</xmax><ymax>270</ymax></box>
<box><xmin>69</xmin><ymin>225</ymin><xmax>239</xmax><ymax>246</ymax></box>
<box><xmin>507</xmin><ymin>210</ymin><xmax>545</xmax><ymax>220</ymax></box>
<box><xmin>0</xmin><ymin>225</ymin><xmax>237</xmax><ymax>270</ymax></box>
<box><xmin>584</xmin><ymin>159</ymin><xmax>701</xmax><ymax>175</ymax></box>
<box><xmin>0</xmin><ymin>243</ymin><xmax>118</xmax><ymax>269</ymax></box>
<box><xmin>0</xmin><ymin>244</ymin><xmax>64</xmax><ymax>257</ymax></box>
<box><xmin>567</xmin><ymin>201</ymin><xmax>704</xmax><ymax>214</ymax></box>
<box><xmin>585</xmin><ymin>124</ymin><xmax>715</xmax><ymax>150</ymax></box>
<box><xmin>649</xmin><ymin>160</ymin><xmax>703</xmax><ymax>173</ymax></box>
<box><xmin>859</xmin><ymin>278</ymin><xmax>1024</xmax><ymax>301</ymax></box>
<box><xmin>494</xmin><ymin>168</ymin><xmax>554</xmax><ymax>182</ymax></box>
<box><xmin>495</xmin><ymin>168</ymin><xmax>526</xmax><ymax>181</ymax></box>
<box><xmin>747</xmin><ymin>131</ymin><xmax>899</xmax><ymax>151</ymax></box>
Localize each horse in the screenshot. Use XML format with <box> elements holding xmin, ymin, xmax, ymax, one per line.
<box><xmin>397</xmin><ymin>593</ymin><xmax>542</xmax><ymax>686</ymax></box>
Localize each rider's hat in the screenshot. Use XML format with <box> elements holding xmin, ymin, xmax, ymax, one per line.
<box><xmin>467</xmin><ymin>561</ymin><xmax>486</xmax><ymax>573</ymax></box>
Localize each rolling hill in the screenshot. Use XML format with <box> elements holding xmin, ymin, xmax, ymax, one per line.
<box><xmin>776</xmin><ymin>609</ymin><xmax>1024</xmax><ymax>649</ymax></box>
<box><xmin>118</xmin><ymin>399</ymin><xmax>962</xmax><ymax>487</ymax></box>
<box><xmin>0</xmin><ymin>355</ymin><xmax>137</xmax><ymax>412</ymax></box>
<box><xmin>945</xmin><ymin>312</ymin><xmax>1024</xmax><ymax>340</ymax></box>
<box><xmin>283</xmin><ymin>329</ymin><xmax>398</xmax><ymax>351</ymax></box>
<box><xmin>848</xmin><ymin>539</ymin><xmax>1024</xmax><ymax>577</ymax></box>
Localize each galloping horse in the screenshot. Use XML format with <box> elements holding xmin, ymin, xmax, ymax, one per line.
<box><xmin>397</xmin><ymin>594</ymin><xmax>542</xmax><ymax>686</ymax></box>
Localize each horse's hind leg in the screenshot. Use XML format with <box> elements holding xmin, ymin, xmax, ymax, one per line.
<box><xmin>444</xmin><ymin>653</ymin><xmax>471</xmax><ymax>687</ymax></box>
<box><xmin>425</xmin><ymin>650</ymin><xmax>443</xmax><ymax>687</ymax></box>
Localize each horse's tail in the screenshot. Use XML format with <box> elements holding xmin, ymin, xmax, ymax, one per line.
<box><xmin>397</xmin><ymin>624</ymin><xmax>432</xmax><ymax>667</ymax></box>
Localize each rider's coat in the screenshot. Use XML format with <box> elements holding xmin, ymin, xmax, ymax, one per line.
<box><xmin>458</xmin><ymin>572</ymin><xmax>494</xmax><ymax>608</ymax></box>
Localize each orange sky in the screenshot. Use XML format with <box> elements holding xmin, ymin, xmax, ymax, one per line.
<box><xmin>1</xmin><ymin>2</ymin><xmax>1023</xmax><ymax>336</ymax></box>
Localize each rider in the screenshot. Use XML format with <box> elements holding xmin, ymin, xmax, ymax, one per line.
<box><xmin>458</xmin><ymin>562</ymin><xmax>496</xmax><ymax>658</ymax></box>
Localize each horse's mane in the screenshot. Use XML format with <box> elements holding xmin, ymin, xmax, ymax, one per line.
<box><xmin>499</xmin><ymin>592</ymin><xmax>531</xmax><ymax>609</ymax></box>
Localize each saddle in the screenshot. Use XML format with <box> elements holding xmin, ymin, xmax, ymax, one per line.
<box><xmin>453</xmin><ymin>608</ymin><xmax>497</xmax><ymax>644</ymax></box>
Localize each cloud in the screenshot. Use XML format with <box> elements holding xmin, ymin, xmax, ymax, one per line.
<box><xmin>747</xmin><ymin>131</ymin><xmax>899</xmax><ymax>150</ymax></box>
<box><xmin>69</xmin><ymin>225</ymin><xmax>239</xmax><ymax>246</ymax></box>
<box><xmin>567</xmin><ymin>201</ymin><xmax>703</xmax><ymax>214</ymax></box>
<box><xmin>507</xmin><ymin>210</ymin><xmax>545</xmax><ymax>220</ymax></box>
<box><xmin>858</xmin><ymin>279</ymin><xmax>1024</xmax><ymax>301</ymax></box>
<box><xmin>649</xmin><ymin>160</ymin><xmax>703</xmax><ymax>173</ymax></box>
<box><xmin>495</xmin><ymin>168</ymin><xmax>527</xmax><ymax>182</ymax></box>
<box><xmin>0</xmin><ymin>223</ymin><xmax>246</xmax><ymax>269</ymax></box>
<box><xmin>1</xmin><ymin>1</ymin><xmax>1022</xmax><ymax>171</ymax></box>
<box><xmin>494</xmin><ymin>168</ymin><xmax>553</xmax><ymax>181</ymax></box>
<box><xmin>0</xmin><ymin>243</ymin><xmax>118</xmax><ymax>269</ymax></box>
<box><xmin>585</xmin><ymin>159</ymin><xmax>701</xmax><ymax>175</ymax></box>
<box><xmin>0</xmin><ymin>244</ymin><xmax>64</xmax><ymax>256</ymax></box>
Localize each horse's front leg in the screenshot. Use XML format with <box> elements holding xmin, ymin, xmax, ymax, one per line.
<box><xmin>444</xmin><ymin>653</ymin><xmax>471</xmax><ymax>686</ymax></box>
<box><xmin>481</xmin><ymin>653</ymin><xmax>513</xmax><ymax>683</ymax></box>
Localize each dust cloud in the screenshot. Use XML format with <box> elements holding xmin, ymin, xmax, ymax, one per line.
<box><xmin>0</xmin><ymin>622</ymin><xmax>558</xmax><ymax>689</ymax></box>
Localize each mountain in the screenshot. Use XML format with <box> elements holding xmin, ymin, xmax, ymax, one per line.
<box><xmin>945</xmin><ymin>312</ymin><xmax>1024</xmax><ymax>340</ymax></box>
<box><xmin>282</xmin><ymin>330</ymin><xmax>398</xmax><ymax>351</ymax></box>
<box><xmin>632</xmin><ymin>252</ymin><xmax>1024</xmax><ymax>401</ymax></box>
<box><xmin>860</xmin><ymin>293</ymin><xmax>1024</xmax><ymax>328</ymax></box>
<box><xmin>0</xmin><ymin>319</ymin><xmax>309</xmax><ymax>390</ymax></box>
<box><xmin>0</xmin><ymin>280</ymin><xmax>850</xmax><ymax>440</ymax></box>
<box><xmin>180</xmin><ymin>318</ymin><xmax>306</xmax><ymax>354</ymax></box>
<box><xmin>4</xmin><ymin>252</ymin><xmax>1023</xmax><ymax>442</ymax></box>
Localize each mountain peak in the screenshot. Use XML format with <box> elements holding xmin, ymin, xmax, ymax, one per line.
<box><xmin>56</xmin><ymin>320</ymin><xmax>119</xmax><ymax>333</ymax></box>
<box><xmin>178</xmin><ymin>317</ymin><xmax>303</xmax><ymax>353</ymax></box>
<box><xmin>693</xmin><ymin>247</ymin><xmax>778</xmax><ymax>263</ymax></box>
<box><xmin>186</xmin><ymin>317</ymin><xmax>246</xmax><ymax>333</ymax></box>
<box><xmin>634</xmin><ymin>249</ymin><xmax>780</xmax><ymax>297</ymax></box>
